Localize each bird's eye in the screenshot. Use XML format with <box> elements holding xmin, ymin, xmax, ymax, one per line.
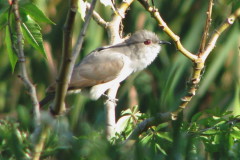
<box><xmin>144</xmin><ymin>39</ymin><xmax>152</xmax><ymax>45</ymax></box>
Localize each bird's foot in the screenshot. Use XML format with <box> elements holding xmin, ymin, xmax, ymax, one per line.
<box><xmin>103</xmin><ymin>93</ymin><xmax>119</xmax><ymax>105</ymax></box>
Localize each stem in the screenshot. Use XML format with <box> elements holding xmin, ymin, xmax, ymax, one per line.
<box><xmin>198</xmin><ymin>0</ymin><xmax>214</xmax><ymax>54</ymax></box>
<box><xmin>52</xmin><ymin>0</ymin><xmax>78</xmax><ymax>115</ymax></box>
<box><xmin>104</xmin><ymin>0</ymin><xmax>135</xmax><ymax>140</ymax></box>
<box><xmin>12</xmin><ymin>0</ymin><xmax>40</xmax><ymax>125</ymax></box>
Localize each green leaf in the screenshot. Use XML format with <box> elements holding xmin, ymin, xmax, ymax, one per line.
<box><xmin>21</xmin><ymin>19</ymin><xmax>47</xmax><ymax>57</ymax></box>
<box><xmin>140</xmin><ymin>134</ymin><xmax>153</xmax><ymax>145</ymax></box>
<box><xmin>20</xmin><ymin>3</ymin><xmax>55</xmax><ymax>24</ymax></box>
<box><xmin>231</xmin><ymin>130</ymin><xmax>240</xmax><ymax>139</ymax></box>
<box><xmin>157</xmin><ymin>132</ymin><xmax>172</xmax><ymax>142</ymax></box>
<box><xmin>202</xmin><ymin>129</ymin><xmax>218</xmax><ymax>135</ymax></box>
<box><xmin>155</xmin><ymin>143</ymin><xmax>167</xmax><ymax>155</ymax></box>
<box><xmin>115</xmin><ymin>115</ymin><xmax>131</xmax><ymax>133</ymax></box>
<box><xmin>5</xmin><ymin>27</ymin><xmax>18</xmax><ymax>72</ymax></box>
<box><xmin>191</xmin><ymin>112</ymin><xmax>203</xmax><ymax>122</ymax></box>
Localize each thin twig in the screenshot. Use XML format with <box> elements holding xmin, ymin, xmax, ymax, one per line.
<box><xmin>201</xmin><ymin>8</ymin><xmax>240</xmax><ymax>61</ymax></box>
<box><xmin>198</xmin><ymin>0</ymin><xmax>214</xmax><ymax>54</ymax></box>
<box><xmin>71</xmin><ymin>0</ymin><xmax>97</xmax><ymax>57</ymax></box>
<box><xmin>86</xmin><ymin>3</ymin><xmax>108</xmax><ymax>28</ymax></box>
<box><xmin>12</xmin><ymin>0</ymin><xmax>40</xmax><ymax>125</ymax></box>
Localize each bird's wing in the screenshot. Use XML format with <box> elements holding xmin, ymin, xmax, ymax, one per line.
<box><xmin>68</xmin><ymin>49</ymin><xmax>126</xmax><ymax>89</ymax></box>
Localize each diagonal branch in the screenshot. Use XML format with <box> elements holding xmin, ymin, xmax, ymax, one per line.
<box><xmin>201</xmin><ymin>8</ymin><xmax>240</xmax><ymax>61</ymax></box>
<box><xmin>51</xmin><ymin>0</ymin><xmax>97</xmax><ymax>115</ymax></box>
<box><xmin>51</xmin><ymin>0</ymin><xmax>78</xmax><ymax>115</ymax></box>
<box><xmin>86</xmin><ymin>3</ymin><xmax>108</xmax><ymax>28</ymax></box>
<box><xmin>138</xmin><ymin>0</ymin><xmax>198</xmax><ymax>62</ymax></box>
<box><xmin>125</xmin><ymin>112</ymin><xmax>171</xmax><ymax>141</ymax></box>
<box><xmin>12</xmin><ymin>0</ymin><xmax>40</xmax><ymax>125</ymax></box>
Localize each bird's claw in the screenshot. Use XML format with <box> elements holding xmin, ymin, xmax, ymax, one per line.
<box><xmin>103</xmin><ymin>94</ymin><xmax>119</xmax><ymax>105</ymax></box>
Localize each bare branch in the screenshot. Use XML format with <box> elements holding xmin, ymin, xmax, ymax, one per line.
<box><xmin>105</xmin><ymin>84</ymin><xmax>120</xmax><ymax>140</ymax></box>
<box><xmin>12</xmin><ymin>0</ymin><xmax>40</xmax><ymax>125</ymax></box>
<box><xmin>201</xmin><ymin>8</ymin><xmax>240</xmax><ymax>61</ymax></box>
<box><xmin>104</xmin><ymin>0</ymin><xmax>135</xmax><ymax>140</ymax></box>
<box><xmin>86</xmin><ymin>3</ymin><xmax>108</xmax><ymax>28</ymax></box>
<box><xmin>51</xmin><ymin>0</ymin><xmax>78</xmax><ymax>115</ymax></box>
<box><xmin>198</xmin><ymin>0</ymin><xmax>214</xmax><ymax>54</ymax></box>
<box><xmin>52</xmin><ymin>0</ymin><xmax>97</xmax><ymax>115</ymax></box>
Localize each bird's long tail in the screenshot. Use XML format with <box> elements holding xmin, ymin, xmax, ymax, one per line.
<box><xmin>39</xmin><ymin>93</ymin><xmax>55</xmax><ymax>108</ymax></box>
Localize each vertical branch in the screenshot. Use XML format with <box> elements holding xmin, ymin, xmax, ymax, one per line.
<box><xmin>12</xmin><ymin>0</ymin><xmax>40</xmax><ymax>125</ymax></box>
<box><xmin>104</xmin><ymin>0</ymin><xmax>135</xmax><ymax>140</ymax></box>
<box><xmin>32</xmin><ymin>127</ymin><xmax>48</xmax><ymax>160</ymax></box>
<box><xmin>105</xmin><ymin>84</ymin><xmax>119</xmax><ymax>140</ymax></box>
<box><xmin>52</xmin><ymin>0</ymin><xmax>97</xmax><ymax>116</ymax></box>
<box><xmin>52</xmin><ymin>0</ymin><xmax>78</xmax><ymax>115</ymax></box>
<box><xmin>198</xmin><ymin>0</ymin><xmax>213</xmax><ymax>55</ymax></box>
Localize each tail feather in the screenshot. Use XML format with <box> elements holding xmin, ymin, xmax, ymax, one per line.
<box><xmin>39</xmin><ymin>93</ymin><xmax>55</xmax><ymax>108</ymax></box>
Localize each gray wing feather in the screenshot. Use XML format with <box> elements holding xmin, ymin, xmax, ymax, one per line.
<box><xmin>69</xmin><ymin>49</ymin><xmax>125</xmax><ymax>88</ymax></box>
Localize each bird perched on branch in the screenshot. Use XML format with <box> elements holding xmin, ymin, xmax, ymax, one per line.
<box><xmin>40</xmin><ymin>30</ymin><xmax>170</xmax><ymax>107</ymax></box>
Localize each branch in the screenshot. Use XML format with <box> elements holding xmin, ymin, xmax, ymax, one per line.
<box><xmin>107</xmin><ymin>0</ymin><xmax>135</xmax><ymax>44</ymax></box>
<box><xmin>172</xmin><ymin>7</ymin><xmax>240</xmax><ymax>119</ymax></box>
<box><xmin>125</xmin><ymin>112</ymin><xmax>171</xmax><ymax>141</ymax></box>
<box><xmin>104</xmin><ymin>0</ymin><xmax>135</xmax><ymax>140</ymax></box>
<box><xmin>86</xmin><ymin>3</ymin><xmax>108</xmax><ymax>28</ymax></box>
<box><xmin>198</xmin><ymin>0</ymin><xmax>214</xmax><ymax>54</ymax></box>
<box><xmin>201</xmin><ymin>8</ymin><xmax>240</xmax><ymax>61</ymax></box>
<box><xmin>52</xmin><ymin>0</ymin><xmax>97</xmax><ymax>115</ymax></box>
<box><xmin>12</xmin><ymin>0</ymin><xmax>40</xmax><ymax>125</ymax></box>
<box><xmin>51</xmin><ymin>0</ymin><xmax>78</xmax><ymax>115</ymax></box>
<box><xmin>137</xmin><ymin>0</ymin><xmax>198</xmax><ymax>62</ymax></box>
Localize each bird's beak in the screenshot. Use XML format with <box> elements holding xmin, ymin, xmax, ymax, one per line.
<box><xmin>159</xmin><ymin>40</ymin><xmax>171</xmax><ymax>45</ymax></box>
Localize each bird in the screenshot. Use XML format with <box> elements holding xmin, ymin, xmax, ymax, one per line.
<box><xmin>40</xmin><ymin>30</ymin><xmax>170</xmax><ymax>107</ymax></box>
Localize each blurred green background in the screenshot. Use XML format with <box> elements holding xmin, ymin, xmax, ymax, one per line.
<box><xmin>0</xmin><ymin>0</ymin><xmax>239</xmax><ymax>159</ymax></box>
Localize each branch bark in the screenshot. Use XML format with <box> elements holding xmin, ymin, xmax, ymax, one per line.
<box><xmin>104</xmin><ymin>0</ymin><xmax>135</xmax><ymax>140</ymax></box>
<box><xmin>125</xmin><ymin>112</ymin><xmax>171</xmax><ymax>141</ymax></box>
<box><xmin>198</xmin><ymin>0</ymin><xmax>213</xmax><ymax>54</ymax></box>
<box><xmin>51</xmin><ymin>0</ymin><xmax>78</xmax><ymax>115</ymax></box>
<box><xmin>51</xmin><ymin>0</ymin><xmax>97</xmax><ymax>115</ymax></box>
<box><xmin>12</xmin><ymin>0</ymin><xmax>40</xmax><ymax>125</ymax></box>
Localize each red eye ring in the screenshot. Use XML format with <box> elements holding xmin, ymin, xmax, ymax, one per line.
<box><xmin>144</xmin><ymin>39</ymin><xmax>152</xmax><ymax>45</ymax></box>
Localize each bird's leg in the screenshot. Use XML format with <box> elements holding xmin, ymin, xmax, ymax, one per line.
<box><xmin>103</xmin><ymin>93</ymin><xmax>119</xmax><ymax>105</ymax></box>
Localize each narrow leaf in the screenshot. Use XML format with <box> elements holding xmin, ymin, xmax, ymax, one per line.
<box><xmin>5</xmin><ymin>27</ymin><xmax>18</xmax><ymax>72</ymax></box>
<box><xmin>21</xmin><ymin>19</ymin><xmax>47</xmax><ymax>58</ymax></box>
<box><xmin>20</xmin><ymin>3</ymin><xmax>55</xmax><ymax>24</ymax></box>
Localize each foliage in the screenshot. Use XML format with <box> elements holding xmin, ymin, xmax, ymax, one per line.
<box><xmin>0</xmin><ymin>0</ymin><xmax>239</xmax><ymax>159</ymax></box>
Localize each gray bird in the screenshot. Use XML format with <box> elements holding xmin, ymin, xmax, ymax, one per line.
<box><xmin>40</xmin><ymin>30</ymin><xmax>170</xmax><ymax>106</ymax></box>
